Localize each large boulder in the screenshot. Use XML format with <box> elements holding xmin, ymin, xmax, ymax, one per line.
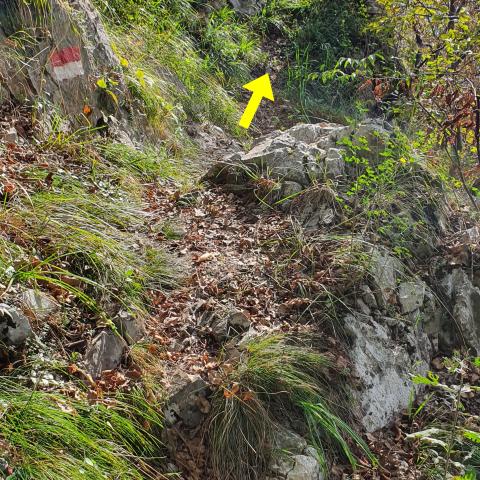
<box><xmin>0</xmin><ymin>0</ymin><xmax>125</xmax><ymax>128</ymax></box>
<box><xmin>206</xmin><ymin>122</ymin><xmax>353</xmax><ymax>189</ymax></box>
<box><xmin>345</xmin><ymin>312</ymin><xmax>433</xmax><ymax>432</ymax></box>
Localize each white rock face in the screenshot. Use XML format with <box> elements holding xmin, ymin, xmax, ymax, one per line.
<box><xmin>345</xmin><ymin>312</ymin><xmax>432</xmax><ymax>432</ymax></box>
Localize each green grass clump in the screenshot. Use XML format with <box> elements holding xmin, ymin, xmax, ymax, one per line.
<box><xmin>94</xmin><ymin>0</ymin><xmax>247</xmax><ymax>138</ymax></box>
<box><xmin>0</xmin><ymin>379</ymin><xmax>165</xmax><ymax>479</ymax></box>
<box><xmin>97</xmin><ymin>141</ymin><xmax>192</xmax><ymax>184</ymax></box>
<box><xmin>2</xmin><ymin>185</ymin><xmax>176</xmax><ymax>311</ymax></box>
<box><xmin>209</xmin><ymin>334</ymin><xmax>374</xmax><ymax>479</ymax></box>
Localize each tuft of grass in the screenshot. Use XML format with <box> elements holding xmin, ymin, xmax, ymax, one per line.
<box><xmin>97</xmin><ymin>9</ymin><xmax>245</xmax><ymax>138</ymax></box>
<box><xmin>210</xmin><ymin>390</ymin><xmax>273</xmax><ymax>480</ymax></box>
<box><xmin>97</xmin><ymin>142</ymin><xmax>188</xmax><ymax>183</ymax></box>
<box><xmin>0</xmin><ymin>378</ymin><xmax>165</xmax><ymax>479</ymax></box>
<box><xmin>209</xmin><ymin>334</ymin><xmax>375</xmax><ymax>479</ymax></box>
<box><xmin>2</xmin><ymin>185</ymin><xmax>177</xmax><ymax>311</ymax></box>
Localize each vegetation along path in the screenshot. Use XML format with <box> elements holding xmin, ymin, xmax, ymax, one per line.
<box><xmin>1</xmin><ymin>0</ymin><xmax>480</xmax><ymax>479</ymax></box>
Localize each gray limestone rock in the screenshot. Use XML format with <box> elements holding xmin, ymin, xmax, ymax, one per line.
<box><xmin>21</xmin><ymin>289</ymin><xmax>59</xmax><ymax>321</ymax></box>
<box><xmin>113</xmin><ymin>309</ymin><xmax>146</xmax><ymax>345</ymax></box>
<box><xmin>398</xmin><ymin>281</ymin><xmax>426</xmax><ymax>314</ymax></box>
<box><xmin>0</xmin><ymin>303</ymin><xmax>32</xmax><ymax>346</ymax></box>
<box><xmin>344</xmin><ymin>312</ymin><xmax>432</xmax><ymax>432</ymax></box>
<box><xmin>440</xmin><ymin>269</ymin><xmax>480</xmax><ymax>353</ymax></box>
<box><xmin>164</xmin><ymin>371</ymin><xmax>209</xmax><ymax>428</ymax></box>
<box><xmin>84</xmin><ymin>330</ymin><xmax>127</xmax><ymax>378</ymax></box>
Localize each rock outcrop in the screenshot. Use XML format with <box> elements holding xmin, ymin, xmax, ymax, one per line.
<box><xmin>207</xmin><ymin>120</ymin><xmax>464</xmax><ymax>433</ymax></box>
<box><xmin>0</xmin><ymin>0</ymin><xmax>126</xmax><ymax>129</ymax></box>
<box><xmin>440</xmin><ymin>268</ymin><xmax>480</xmax><ymax>354</ymax></box>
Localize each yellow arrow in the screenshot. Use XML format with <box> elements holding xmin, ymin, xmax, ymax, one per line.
<box><xmin>239</xmin><ymin>73</ymin><xmax>274</xmax><ymax>129</ymax></box>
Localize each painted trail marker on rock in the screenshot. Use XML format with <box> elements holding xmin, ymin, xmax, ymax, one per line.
<box><xmin>239</xmin><ymin>73</ymin><xmax>274</xmax><ymax>129</ymax></box>
<box><xmin>50</xmin><ymin>46</ymin><xmax>84</xmax><ymax>82</ymax></box>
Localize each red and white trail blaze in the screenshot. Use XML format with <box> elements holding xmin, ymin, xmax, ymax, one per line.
<box><xmin>50</xmin><ymin>46</ymin><xmax>84</xmax><ymax>82</ymax></box>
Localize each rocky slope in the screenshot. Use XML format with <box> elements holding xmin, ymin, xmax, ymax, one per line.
<box><xmin>1</xmin><ymin>1</ymin><xmax>480</xmax><ymax>480</ymax></box>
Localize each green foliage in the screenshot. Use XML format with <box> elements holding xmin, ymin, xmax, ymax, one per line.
<box><xmin>302</xmin><ymin>401</ymin><xmax>374</xmax><ymax>468</ymax></box>
<box><xmin>407</xmin><ymin>355</ymin><xmax>480</xmax><ymax>478</ymax></box>
<box><xmin>411</xmin><ymin>372</ymin><xmax>440</xmax><ymax>387</ymax></box>
<box><xmin>209</xmin><ymin>334</ymin><xmax>375</xmax><ymax>479</ymax></box>
<box><xmin>368</xmin><ymin>0</ymin><xmax>480</xmax><ymax>177</ymax></box>
<box><xmin>97</xmin><ymin>141</ymin><xmax>189</xmax><ymax>183</ymax></box>
<box><xmin>210</xmin><ymin>389</ymin><xmax>273</xmax><ymax>480</ymax></box>
<box><xmin>283</xmin><ymin>0</ymin><xmax>374</xmax><ymax>120</ymax></box>
<box><xmin>93</xmin><ymin>0</ymin><xmax>266</xmax><ymax>135</ymax></box>
<box><xmin>4</xmin><ymin>188</ymin><xmax>176</xmax><ymax>308</ymax></box>
<box><xmin>337</xmin><ymin>129</ymin><xmax>444</xmax><ymax>257</ymax></box>
<box><xmin>0</xmin><ymin>379</ymin><xmax>164</xmax><ymax>479</ymax></box>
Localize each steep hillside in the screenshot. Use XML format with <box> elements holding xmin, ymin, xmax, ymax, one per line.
<box><xmin>1</xmin><ymin>1</ymin><xmax>480</xmax><ymax>480</ymax></box>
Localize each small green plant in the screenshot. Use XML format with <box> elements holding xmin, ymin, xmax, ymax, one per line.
<box><xmin>0</xmin><ymin>379</ymin><xmax>165</xmax><ymax>479</ymax></box>
<box><xmin>209</xmin><ymin>334</ymin><xmax>375</xmax><ymax>479</ymax></box>
<box><xmin>408</xmin><ymin>356</ymin><xmax>480</xmax><ymax>479</ymax></box>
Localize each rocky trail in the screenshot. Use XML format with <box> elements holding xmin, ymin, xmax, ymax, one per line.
<box><xmin>2</xmin><ymin>1</ymin><xmax>480</xmax><ymax>479</ymax></box>
<box><xmin>2</xmin><ymin>94</ymin><xmax>480</xmax><ymax>480</ymax></box>
<box><xmin>142</xmin><ymin>120</ymin><xmax>480</xmax><ymax>479</ymax></box>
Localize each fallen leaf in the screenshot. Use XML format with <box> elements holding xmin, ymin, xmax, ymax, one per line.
<box><xmin>196</xmin><ymin>252</ymin><xmax>214</xmax><ymax>264</ymax></box>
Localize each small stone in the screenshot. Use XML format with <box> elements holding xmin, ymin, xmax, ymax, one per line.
<box><xmin>84</xmin><ymin>330</ymin><xmax>127</xmax><ymax>379</ymax></box>
<box><xmin>165</xmin><ymin>371</ymin><xmax>208</xmax><ymax>428</ymax></box>
<box><xmin>287</xmin><ymin>455</ymin><xmax>322</xmax><ymax>480</ymax></box>
<box><xmin>228</xmin><ymin>310</ymin><xmax>251</xmax><ymax>331</ymax></box>
<box><xmin>462</xmin><ymin>226</ymin><xmax>480</xmax><ymax>245</ymax></box>
<box><xmin>1</xmin><ymin>127</ymin><xmax>18</xmax><ymax>144</ymax></box>
<box><xmin>0</xmin><ymin>303</ymin><xmax>32</xmax><ymax>346</ymax></box>
<box><xmin>360</xmin><ymin>284</ymin><xmax>378</xmax><ymax>309</ymax></box>
<box><xmin>21</xmin><ymin>289</ymin><xmax>59</xmax><ymax>321</ymax></box>
<box><xmin>398</xmin><ymin>281</ymin><xmax>426</xmax><ymax>314</ymax></box>
<box><xmin>355</xmin><ymin>298</ymin><xmax>371</xmax><ymax>316</ymax></box>
<box><xmin>113</xmin><ymin>310</ymin><xmax>146</xmax><ymax>345</ymax></box>
<box><xmin>273</xmin><ymin>427</ymin><xmax>308</xmax><ymax>454</ymax></box>
<box><xmin>209</xmin><ymin>315</ymin><xmax>229</xmax><ymax>342</ymax></box>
